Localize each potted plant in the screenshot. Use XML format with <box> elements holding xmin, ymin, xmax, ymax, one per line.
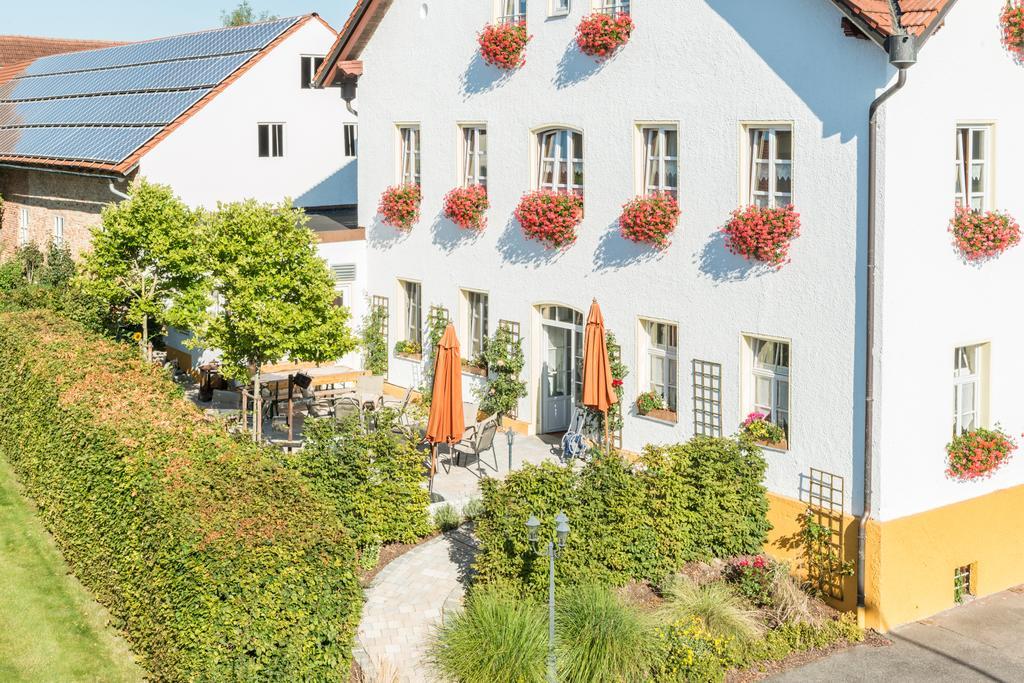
<box><xmin>636</xmin><ymin>390</ymin><xmax>675</xmax><ymax>422</ymax></box>
<box><xmin>946</xmin><ymin>426</ymin><xmax>1017</xmax><ymax>481</ymax></box>
<box><xmin>1001</xmin><ymin>1</ymin><xmax>1024</xmax><ymax>61</ymax></box>
<box><xmin>478</xmin><ymin>22</ymin><xmax>531</xmax><ymax>70</ymax></box>
<box><xmin>378</xmin><ymin>184</ymin><xmax>422</xmax><ymax>231</ymax></box>
<box><xmin>722</xmin><ymin>204</ymin><xmax>801</xmax><ymax>268</ymax></box>
<box><xmin>741</xmin><ymin>412</ymin><xmax>788</xmax><ymax>449</ymax></box>
<box><xmin>393</xmin><ymin>339</ymin><xmax>423</xmax><ymax>360</ymax></box>
<box><xmin>515</xmin><ymin>190</ymin><xmax>585</xmax><ymax>249</ymax></box>
<box><xmin>575</xmin><ymin>12</ymin><xmax>635</xmax><ymax>59</ymax></box>
<box><xmin>443</xmin><ymin>185</ymin><xmax>490</xmax><ymax>230</ymax></box>
<box><xmin>461</xmin><ymin>354</ymin><xmax>488</xmax><ymax>377</ymax></box>
<box><xmin>619</xmin><ymin>193</ymin><xmax>680</xmax><ymax>248</ymax></box>
<box><xmin>949</xmin><ymin>206</ymin><xmax>1020</xmax><ymax>261</ymax></box>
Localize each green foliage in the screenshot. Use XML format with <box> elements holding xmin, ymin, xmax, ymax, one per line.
<box><xmin>462</xmin><ymin>497</ymin><xmax>485</xmax><ymax>522</ymax></box>
<box><xmin>0</xmin><ymin>258</ymin><xmax>23</xmax><ymax>292</ymax></box>
<box><xmin>741</xmin><ymin>416</ymin><xmax>787</xmax><ymax>446</ymax></box>
<box><xmin>358</xmin><ymin>543</ymin><xmax>382</xmax><ymax>573</ymax></box>
<box><xmin>636</xmin><ymin>390</ymin><xmax>666</xmax><ymax>414</ymax></box>
<box><xmin>736</xmin><ymin>613</ymin><xmax>863</xmax><ymax>667</ymax></box>
<box><xmin>586</xmin><ymin>330</ymin><xmax>629</xmax><ymax>435</ymax></box>
<box><xmin>0</xmin><ymin>310</ymin><xmax>362</xmax><ymax>680</ymax></box>
<box><xmin>555</xmin><ymin>584</ymin><xmax>656</xmax><ymax>683</ymax></box>
<box><xmin>15</xmin><ymin>243</ymin><xmax>44</xmax><ymax>284</ymax></box>
<box><xmin>286</xmin><ymin>413</ymin><xmax>431</xmax><ymax>548</ymax></box>
<box><xmin>40</xmin><ymin>241</ymin><xmax>76</xmax><ymax>289</ymax></box>
<box><xmin>477</xmin><ymin>324</ymin><xmax>527</xmax><ymax>418</ymax></box>
<box><xmin>394</xmin><ymin>339</ymin><xmax>422</xmax><ymax>355</ymax></box>
<box><xmin>652</xmin><ymin>616</ymin><xmax>738</xmax><ymax>683</ymax></box>
<box><xmin>728</xmin><ymin>557</ymin><xmax>776</xmax><ymax>607</ymax></box>
<box><xmin>659</xmin><ymin>579</ymin><xmax>761</xmax><ymax>645</ymax></box>
<box><xmin>221</xmin><ymin>1</ymin><xmax>275</xmax><ymax>26</ymax></box>
<box><xmin>361</xmin><ymin>304</ymin><xmax>389</xmax><ymax>376</ymax></box>
<box><xmin>429</xmin><ymin>586</ymin><xmax>548</xmax><ymax>683</ymax></box>
<box><xmin>433</xmin><ymin>504</ymin><xmax>461</xmax><ymax>533</ymax></box>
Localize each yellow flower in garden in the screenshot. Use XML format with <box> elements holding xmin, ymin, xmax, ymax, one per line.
<box><xmin>132</xmin><ymin>332</ymin><xmax>142</xmax><ymax>342</ymax></box>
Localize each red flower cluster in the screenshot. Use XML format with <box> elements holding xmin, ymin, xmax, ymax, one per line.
<box><xmin>514</xmin><ymin>190</ymin><xmax>584</xmax><ymax>249</ymax></box>
<box><xmin>1001</xmin><ymin>1</ymin><xmax>1024</xmax><ymax>62</ymax></box>
<box><xmin>576</xmin><ymin>12</ymin><xmax>634</xmax><ymax>59</ymax></box>
<box><xmin>946</xmin><ymin>427</ymin><xmax>1017</xmax><ymax>481</ymax></box>
<box><xmin>478</xmin><ymin>22</ymin><xmax>531</xmax><ymax>69</ymax></box>
<box><xmin>378</xmin><ymin>184</ymin><xmax>421</xmax><ymax>231</ymax></box>
<box><xmin>722</xmin><ymin>204</ymin><xmax>801</xmax><ymax>268</ymax></box>
<box><xmin>619</xmin><ymin>193</ymin><xmax>680</xmax><ymax>248</ymax></box>
<box><xmin>949</xmin><ymin>206</ymin><xmax>1020</xmax><ymax>261</ymax></box>
<box><xmin>443</xmin><ymin>185</ymin><xmax>490</xmax><ymax>230</ymax></box>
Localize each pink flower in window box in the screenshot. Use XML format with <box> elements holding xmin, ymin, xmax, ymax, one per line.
<box><xmin>514</xmin><ymin>190</ymin><xmax>584</xmax><ymax>249</ymax></box>
<box><xmin>478</xmin><ymin>22</ymin><xmax>531</xmax><ymax>70</ymax></box>
<box><xmin>1001</xmin><ymin>1</ymin><xmax>1024</xmax><ymax>62</ymax></box>
<box><xmin>949</xmin><ymin>206</ymin><xmax>1020</xmax><ymax>261</ymax></box>
<box><xmin>619</xmin><ymin>193</ymin><xmax>680</xmax><ymax>248</ymax></box>
<box><xmin>443</xmin><ymin>185</ymin><xmax>490</xmax><ymax>230</ymax></box>
<box><xmin>576</xmin><ymin>12</ymin><xmax>634</xmax><ymax>59</ymax></box>
<box><xmin>722</xmin><ymin>204</ymin><xmax>801</xmax><ymax>268</ymax></box>
<box><xmin>378</xmin><ymin>184</ymin><xmax>421</xmax><ymax>231</ymax></box>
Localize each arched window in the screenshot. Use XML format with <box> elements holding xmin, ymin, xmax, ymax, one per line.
<box><xmin>537</xmin><ymin>128</ymin><xmax>584</xmax><ymax>195</ymax></box>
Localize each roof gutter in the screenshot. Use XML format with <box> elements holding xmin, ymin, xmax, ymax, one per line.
<box><xmin>829</xmin><ymin>1</ymin><xmax>887</xmax><ymax>47</ymax></box>
<box><xmin>0</xmin><ymin>161</ymin><xmax>133</xmax><ymax>199</ymax></box>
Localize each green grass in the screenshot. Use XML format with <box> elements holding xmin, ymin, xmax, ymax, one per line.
<box><xmin>0</xmin><ymin>457</ymin><xmax>144</xmax><ymax>682</ymax></box>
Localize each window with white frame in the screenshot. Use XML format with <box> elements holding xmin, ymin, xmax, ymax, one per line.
<box><xmin>18</xmin><ymin>208</ymin><xmax>29</xmax><ymax>245</ymax></box>
<box><xmin>641</xmin><ymin>319</ymin><xmax>678</xmax><ymax>414</ymax></box>
<box><xmin>748</xmin><ymin>337</ymin><xmax>790</xmax><ymax>441</ymax></box>
<box><xmin>300</xmin><ymin>55</ymin><xmax>325</xmax><ymax>89</ymax></box>
<box><xmin>331</xmin><ymin>263</ymin><xmax>356</xmax><ymax>309</ymax></box>
<box><xmin>53</xmin><ymin>215</ymin><xmax>64</xmax><ymax>247</ymax></box>
<box><xmin>641</xmin><ymin>126</ymin><xmax>679</xmax><ymax>197</ymax></box>
<box><xmin>538</xmin><ymin>128</ymin><xmax>584</xmax><ymax>195</ymax></box>
<box><xmin>497</xmin><ymin>0</ymin><xmax>527</xmax><ymax>23</ymax></box>
<box><xmin>344</xmin><ymin>123</ymin><xmax>358</xmax><ymax>157</ymax></box>
<box><xmin>597</xmin><ymin>0</ymin><xmax>630</xmax><ymax>15</ymax></box>
<box><xmin>258</xmin><ymin>123</ymin><xmax>284</xmax><ymax>157</ymax></box>
<box><xmin>461</xmin><ymin>125</ymin><xmax>487</xmax><ymax>188</ymax></box>
<box><xmin>551</xmin><ymin>0</ymin><xmax>570</xmax><ymax>17</ymax></box>
<box><xmin>953</xmin><ymin>344</ymin><xmax>987</xmax><ymax>435</ymax></box>
<box><xmin>955</xmin><ymin>126</ymin><xmax>991</xmax><ymax>211</ymax></box>
<box><xmin>399</xmin><ymin>125</ymin><xmax>421</xmax><ymax>186</ymax></box>
<box><xmin>747</xmin><ymin>126</ymin><xmax>792</xmax><ymax>208</ymax></box>
<box><xmin>399</xmin><ymin>280</ymin><xmax>422</xmax><ymax>347</ymax></box>
<box><xmin>462</xmin><ymin>290</ymin><xmax>489</xmax><ymax>360</ymax></box>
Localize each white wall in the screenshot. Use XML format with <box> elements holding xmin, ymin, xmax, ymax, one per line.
<box><xmin>356</xmin><ymin>0</ymin><xmax>890</xmax><ymax>511</ymax></box>
<box><xmin>140</xmin><ymin>18</ymin><xmax>357</xmax><ymax>210</ymax></box>
<box><xmin>876</xmin><ymin>0</ymin><xmax>1024</xmax><ymax>521</ymax></box>
<box><xmin>318</xmin><ymin>237</ymin><xmax>369</xmax><ymax>369</ymax></box>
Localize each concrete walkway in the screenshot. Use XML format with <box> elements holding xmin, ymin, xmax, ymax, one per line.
<box><xmin>354</xmin><ymin>527</ymin><xmax>478</xmax><ymax>682</ymax></box>
<box><xmin>770</xmin><ymin>588</ymin><xmax>1024</xmax><ymax>682</ymax></box>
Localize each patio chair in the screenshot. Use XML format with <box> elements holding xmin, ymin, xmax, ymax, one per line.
<box><xmin>355</xmin><ymin>374</ymin><xmax>385</xmax><ymax>409</ymax></box>
<box><xmin>300</xmin><ymin>387</ymin><xmax>333</xmax><ymax>418</ymax></box>
<box><xmin>451</xmin><ymin>417</ymin><xmax>499</xmax><ymax>472</ymax></box>
<box><xmin>561</xmin><ymin>408</ymin><xmax>590</xmax><ymax>462</ymax></box>
<box><xmin>379</xmin><ymin>385</ymin><xmax>414</xmax><ymax>421</ymax></box>
<box><xmin>333</xmin><ymin>396</ymin><xmax>362</xmax><ymax>422</ymax></box>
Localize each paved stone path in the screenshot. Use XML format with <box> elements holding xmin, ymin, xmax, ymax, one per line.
<box><xmin>354</xmin><ymin>528</ymin><xmax>477</xmax><ymax>682</ymax></box>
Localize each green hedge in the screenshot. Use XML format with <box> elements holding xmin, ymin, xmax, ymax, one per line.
<box><xmin>0</xmin><ymin>311</ymin><xmax>362</xmax><ymax>681</ymax></box>
<box><xmin>473</xmin><ymin>437</ymin><xmax>771</xmax><ymax>595</ymax></box>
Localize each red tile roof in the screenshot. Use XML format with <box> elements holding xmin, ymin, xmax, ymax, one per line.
<box><xmin>835</xmin><ymin>0</ymin><xmax>955</xmax><ymax>39</ymax></box>
<box><xmin>0</xmin><ymin>35</ymin><xmax>125</xmax><ymax>67</ymax></box>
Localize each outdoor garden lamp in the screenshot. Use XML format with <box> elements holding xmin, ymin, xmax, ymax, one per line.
<box><xmin>555</xmin><ymin>512</ymin><xmax>570</xmax><ymax>549</ymax></box>
<box><xmin>506</xmin><ymin>428</ymin><xmax>515</xmax><ymax>471</ymax></box>
<box><xmin>526</xmin><ymin>514</ymin><xmax>540</xmax><ymax>545</ymax></box>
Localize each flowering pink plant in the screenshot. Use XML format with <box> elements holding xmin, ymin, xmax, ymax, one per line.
<box><xmin>576</xmin><ymin>12</ymin><xmax>634</xmax><ymax>59</ymax></box>
<box><xmin>722</xmin><ymin>204</ymin><xmax>801</xmax><ymax>268</ymax></box>
<box><xmin>729</xmin><ymin>555</ymin><xmax>775</xmax><ymax>607</ymax></box>
<box><xmin>1001</xmin><ymin>1</ymin><xmax>1024</xmax><ymax>61</ymax></box>
<box><xmin>514</xmin><ymin>190</ymin><xmax>584</xmax><ymax>249</ymax></box>
<box><xmin>478</xmin><ymin>22</ymin><xmax>531</xmax><ymax>70</ymax></box>
<box><xmin>378</xmin><ymin>184</ymin><xmax>421</xmax><ymax>231</ymax></box>
<box><xmin>949</xmin><ymin>206</ymin><xmax>1020</xmax><ymax>261</ymax></box>
<box><xmin>443</xmin><ymin>185</ymin><xmax>490</xmax><ymax>230</ymax></box>
<box><xmin>741</xmin><ymin>412</ymin><xmax>787</xmax><ymax>447</ymax></box>
<box><xmin>946</xmin><ymin>427</ymin><xmax>1017</xmax><ymax>481</ymax></box>
<box><xmin>619</xmin><ymin>193</ymin><xmax>681</xmax><ymax>248</ymax></box>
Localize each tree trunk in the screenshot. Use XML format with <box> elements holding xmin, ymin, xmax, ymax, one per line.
<box><xmin>141</xmin><ymin>315</ymin><xmax>149</xmax><ymax>361</ymax></box>
<box><xmin>253</xmin><ymin>366</ymin><xmax>262</xmax><ymax>443</ymax></box>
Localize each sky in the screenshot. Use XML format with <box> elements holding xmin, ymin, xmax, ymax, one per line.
<box><xmin>2</xmin><ymin>1</ymin><xmax>358</xmax><ymax>41</ymax></box>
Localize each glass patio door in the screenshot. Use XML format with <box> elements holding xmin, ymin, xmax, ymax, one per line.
<box><xmin>540</xmin><ymin>306</ymin><xmax>584</xmax><ymax>433</ymax></box>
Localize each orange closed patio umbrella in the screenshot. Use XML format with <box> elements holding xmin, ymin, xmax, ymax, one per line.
<box><xmin>582</xmin><ymin>299</ymin><xmax>618</xmax><ymax>452</ymax></box>
<box><xmin>426</xmin><ymin>323</ymin><xmax>466</xmax><ymax>494</ymax></box>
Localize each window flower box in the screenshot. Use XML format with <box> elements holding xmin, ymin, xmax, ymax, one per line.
<box><xmin>515</xmin><ymin>190</ymin><xmax>584</xmax><ymax>249</ymax></box>
<box><xmin>443</xmin><ymin>185</ymin><xmax>490</xmax><ymax>230</ymax></box>
<box><xmin>946</xmin><ymin>426</ymin><xmax>1017</xmax><ymax>481</ymax></box>
<box><xmin>478</xmin><ymin>22</ymin><xmax>531</xmax><ymax>70</ymax></box>
<box><xmin>949</xmin><ymin>206</ymin><xmax>1020</xmax><ymax>261</ymax></box>
<box><xmin>378</xmin><ymin>184</ymin><xmax>421</xmax><ymax>231</ymax></box>
<box><xmin>461</xmin><ymin>361</ymin><xmax>488</xmax><ymax>378</ymax></box>
<box><xmin>722</xmin><ymin>204</ymin><xmax>801</xmax><ymax>268</ymax></box>
<box><xmin>1002</xmin><ymin>1</ymin><xmax>1024</xmax><ymax>62</ymax></box>
<box><xmin>642</xmin><ymin>408</ymin><xmax>677</xmax><ymax>424</ymax></box>
<box><xmin>576</xmin><ymin>12</ymin><xmax>634</xmax><ymax>59</ymax></box>
<box><xmin>741</xmin><ymin>412</ymin><xmax>788</xmax><ymax>450</ymax></box>
<box><xmin>393</xmin><ymin>340</ymin><xmax>422</xmax><ymax>362</ymax></box>
<box><xmin>636</xmin><ymin>390</ymin><xmax>672</xmax><ymax>420</ymax></box>
<box><xmin>619</xmin><ymin>193</ymin><xmax>680</xmax><ymax>248</ymax></box>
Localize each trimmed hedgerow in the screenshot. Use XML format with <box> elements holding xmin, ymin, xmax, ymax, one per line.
<box><xmin>0</xmin><ymin>310</ymin><xmax>362</xmax><ymax>681</ymax></box>
<box><xmin>473</xmin><ymin>437</ymin><xmax>771</xmax><ymax>596</ymax></box>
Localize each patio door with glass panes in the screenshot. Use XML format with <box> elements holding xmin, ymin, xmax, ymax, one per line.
<box><xmin>540</xmin><ymin>306</ymin><xmax>583</xmax><ymax>433</ymax></box>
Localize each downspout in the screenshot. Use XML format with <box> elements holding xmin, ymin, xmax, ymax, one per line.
<box><xmin>859</xmin><ymin>31</ymin><xmax>917</xmax><ymax>615</ymax></box>
<box><xmin>341</xmin><ymin>78</ymin><xmax>358</xmax><ymax>116</ymax></box>
<box><xmin>108</xmin><ymin>179</ymin><xmax>130</xmax><ymax>200</ymax></box>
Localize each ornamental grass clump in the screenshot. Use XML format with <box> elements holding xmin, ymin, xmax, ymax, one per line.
<box><xmin>949</xmin><ymin>206</ymin><xmax>1021</xmax><ymax>261</ymax></box>
<box><xmin>722</xmin><ymin>204</ymin><xmax>801</xmax><ymax>268</ymax></box>
<box><xmin>945</xmin><ymin>426</ymin><xmax>1017</xmax><ymax>481</ymax></box>
<box><xmin>515</xmin><ymin>190</ymin><xmax>585</xmax><ymax>248</ymax></box>
<box><xmin>378</xmin><ymin>184</ymin><xmax>421</xmax><ymax>230</ymax></box>
<box><xmin>619</xmin><ymin>193</ymin><xmax>681</xmax><ymax>248</ymax></box>
<box><xmin>576</xmin><ymin>12</ymin><xmax>635</xmax><ymax>59</ymax></box>
<box><xmin>1001</xmin><ymin>1</ymin><xmax>1024</xmax><ymax>62</ymax></box>
<box><xmin>443</xmin><ymin>185</ymin><xmax>490</xmax><ymax>230</ymax></box>
<box><xmin>659</xmin><ymin>577</ymin><xmax>761</xmax><ymax>645</ymax></box>
<box><xmin>478</xmin><ymin>22</ymin><xmax>531</xmax><ymax>69</ymax></box>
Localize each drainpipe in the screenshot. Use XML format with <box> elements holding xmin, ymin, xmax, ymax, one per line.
<box><xmin>108</xmin><ymin>179</ymin><xmax>130</xmax><ymax>200</ymax></box>
<box><xmin>859</xmin><ymin>32</ymin><xmax>917</xmax><ymax>615</ymax></box>
<box><xmin>341</xmin><ymin>79</ymin><xmax>358</xmax><ymax>117</ymax></box>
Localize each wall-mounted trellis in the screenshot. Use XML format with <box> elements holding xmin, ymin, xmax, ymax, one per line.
<box><xmin>607</xmin><ymin>338</ymin><xmax>624</xmax><ymax>450</ymax></box>
<box><xmin>370</xmin><ymin>295</ymin><xmax>390</xmax><ymax>375</ymax></box>
<box><xmin>805</xmin><ymin>467</ymin><xmax>847</xmax><ymax>601</ymax></box>
<box><xmin>497</xmin><ymin>319</ymin><xmax>523</xmax><ymax>418</ymax></box>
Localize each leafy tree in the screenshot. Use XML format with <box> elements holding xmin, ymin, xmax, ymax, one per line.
<box><xmin>191</xmin><ymin>199</ymin><xmax>356</xmax><ymax>441</ymax></box>
<box><xmin>220</xmin><ymin>1</ymin><xmax>275</xmax><ymax>26</ymax></box>
<box><xmin>40</xmin><ymin>241</ymin><xmax>76</xmax><ymax>289</ymax></box>
<box><xmin>15</xmin><ymin>243</ymin><xmax>44</xmax><ymax>285</ymax></box>
<box><xmin>81</xmin><ymin>179</ymin><xmax>208</xmax><ymax>360</ymax></box>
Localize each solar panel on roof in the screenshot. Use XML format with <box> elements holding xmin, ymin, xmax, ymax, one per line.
<box><xmin>0</xmin><ymin>90</ymin><xmax>210</xmax><ymax>128</ymax></box>
<box><xmin>0</xmin><ymin>126</ymin><xmax>163</xmax><ymax>163</ymax></box>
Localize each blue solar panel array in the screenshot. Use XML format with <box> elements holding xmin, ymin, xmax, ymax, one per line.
<box><xmin>0</xmin><ymin>16</ymin><xmax>300</xmax><ymax>165</ymax></box>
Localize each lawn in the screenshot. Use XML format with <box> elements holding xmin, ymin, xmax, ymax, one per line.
<box><xmin>0</xmin><ymin>457</ymin><xmax>144</xmax><ymax>682</ymax></box>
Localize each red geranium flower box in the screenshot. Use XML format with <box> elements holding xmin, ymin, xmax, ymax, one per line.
<box><xmin>443</xmin><ymin>185</ymin><xmax>490</xmax><ymax>231</ymax></box>
<box><xmin>949</xmin><ymin>206</ymin><xmax>1020</xmax><ymax>261</ymax></box>
<box><xmin>576</xmin><ymin>12</ymin><xmax>634</xmax><ymax>59</ymax></box>
<box><xmin>515</xmin><ymin>190</ymin><xmax>584</xmax><ymax>249</ymax></box>
<box><xmin>722</xmin><ymin>204</ymin><xmax>801</xmax><ymax>268</ymax></box>
<box><xmin>478</xmin><ymin>22</ymin><xmax>531</xmax><ymax>70</ymax></box>
<box><xmin>946</xmin><ymin>427</ymin><xmax>1017</xmax><ymax>481</ymax></box>
<box><xmin>378</xmin><ymin>184</ymin><xmax>421</xmax><ymax>231</ymax></box>
<box><xmin>1001</xmin><ymin>1</ymin><xmax>1024</xmax><ymax>62</ymax></box>
<box><xmin>619</xmin><ymin>193</ymin><xmax>680</xmax><ymax>248</ymax></box>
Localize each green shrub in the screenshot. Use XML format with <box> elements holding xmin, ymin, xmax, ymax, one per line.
<box><xmin>556</xmin><ymin>584</ymin><xmax>656</xmax><ymax>683</ymax></box>
<box><xmin>361</xmin><ymin>305</ymin><xmax>389</xmax><ymax>376</ymax></box>
<box><xmin>286</xmin><ymin>413</ymin><xmax>431</xmax><ymax>548</ymax></box>
<box><xmin>652</xmin><ymin>617</ymin><xmax>739</xmax><ymax>683</ymax></box>
<box><xmin>0</xmin><ymin>311</ymin><xmax>362</xmax><ymax>680</ymax></box>
<box><xmin>430</xmin><ymin>586</ymin><xmax>548</xmax><ymax>683</ymax></box>
<box><xmin>462</xmin><ymin>497</ymin><xmax>485</xmax><ymax>522</ymax></box>
<box><xmin>659</xmin><ymin>578</ymin><xmax>761</xmax><ymax>645</ymax></box>
<box><xmin>736</xmin><ymin>613</ymin><xmax>863</xmax><ymax>667</ymax></box>
<box><xmin>433</xmin><ymin>503</ymin><xmax>461</xmax><ymax>533</ymax></box>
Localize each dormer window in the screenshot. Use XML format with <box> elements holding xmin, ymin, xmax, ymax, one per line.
<box><xmin>300</xmin><ymin>55</ymin><xmax>325</xmax><ymax>89</ymax></box>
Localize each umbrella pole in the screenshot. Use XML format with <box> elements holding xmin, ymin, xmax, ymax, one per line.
<box><xmin>429</xmin><ymin>444</ymin><xmax>437</xmax><ymax>496</ymax></box>
<box><xmin>604</xmin><ymin>409</ymin><xmax>610</xmax><ymax>455</ymax></box>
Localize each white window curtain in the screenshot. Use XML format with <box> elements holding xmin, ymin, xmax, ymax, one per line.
<box><xmin>751</xmin><ymin>338</ymin><xmax>790</xmax><ymax>437</ymax></box>
<box><xmin>538</xmin><ymin>129</ymin><xmax>584</xmax><ymax>195</ymax></box>
<box><xmin>643</xmin><ymin>127</ymin><xmax>679</xmax><ymax>197</ymax></box>
<box><xmin>748</xmin><ymin>128</ymin><xmax>792</xmax><ymax>208</ymax></box>
<box><xmin>955</xmin><ymin>127</ymin><xmax>987</xmax><ymax>211</ymax></box>
<box><xmin>403</xmin><ymin>281</ymin><xmax>421</xmax><ymax>345</ymax></box>
<box><xmin>953</xmin><ymin>345</ymin><xmax>981</xmax><ymax>434</ymax></box>
<box><xmin>466</xmin><ymin>291</ymin><xmax>489</xmax><ymax>357</ymax></box>
<box><xmin>400</xmin><ymin>127</ymin><xmax>420</xmax><ymax>186</ymax></box>
<box><xmin>645</xmin><ymin>321</ymin><xmax>678</xmax><ymax>412</ymax></box>
<box><xmin>462</xmin><ymin>127</ymin><xmax>487</xmax><ymax>187</ymax></box>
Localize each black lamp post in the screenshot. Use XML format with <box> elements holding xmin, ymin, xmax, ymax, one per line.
<box><xmin>527</xmin><ymin>511</ymin><xmax>570</xmax><ymax>683</ymax></box>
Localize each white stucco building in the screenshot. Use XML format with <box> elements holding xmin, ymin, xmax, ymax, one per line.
<box><xmin>317</xmin><ymin>0</ymin><xmax>1024</xmax><ymax>629</ymax></box>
